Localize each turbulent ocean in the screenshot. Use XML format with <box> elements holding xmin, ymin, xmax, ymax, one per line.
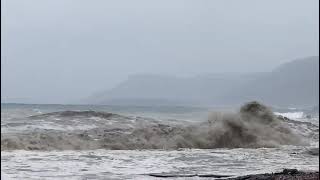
<box><xmin>1</xmin><ymin>103</ymin><xmax>319</xmax><ymax>180</ymax></box>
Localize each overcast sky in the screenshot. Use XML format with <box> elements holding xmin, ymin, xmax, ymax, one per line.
<box><xmin>1</xmin><ymin>0</ymin><xmax>319</xmax><ymax>104</ymax></box>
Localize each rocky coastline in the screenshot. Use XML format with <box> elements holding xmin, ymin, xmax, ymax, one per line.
<box><xmin>226</xmin><ymin>169</ymin><xmax>319</xmax><ymax>180</ymax></box>
<box><xmin>147</xmin><ymin>169</ymin><xmax>319</xmax><ymax>179</ymax></box>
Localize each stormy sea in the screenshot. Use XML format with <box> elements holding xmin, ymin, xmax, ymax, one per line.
<box><xmin>1</xmin><ymin>102</ymin><xmax>319</xmax><ymax>179</ymax></box>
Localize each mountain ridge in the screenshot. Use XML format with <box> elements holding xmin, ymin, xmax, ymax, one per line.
<box><xmin>86</xmin><ymin>56</ymin><xmax>319</xmax><ymax>107</ymax></box>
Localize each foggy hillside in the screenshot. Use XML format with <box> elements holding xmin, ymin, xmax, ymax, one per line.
<box><xmin>231</xmin><ymin>56</ymin><xmax>319</xmax><ymax>107</ymax></box>
<box><xmin>87</xmin><ymin>56</ymin><xmax>319</xmax><ymax>107</ymax></box>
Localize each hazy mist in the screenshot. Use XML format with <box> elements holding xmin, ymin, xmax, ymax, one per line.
<box><xmin>1</xmin><ymin>0</ymin><xmax>319</xmax><ymax>104</ymax></box>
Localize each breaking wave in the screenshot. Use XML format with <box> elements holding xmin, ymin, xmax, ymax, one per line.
<box><xmin>274</xmin><ymin>112</ymin><xmax>305</xmax><ymax>120</ymax></box>
<box><xmin>1</xmin><ymin>102</ymin><xmax>317</xmax><ymax>151</ymax></box>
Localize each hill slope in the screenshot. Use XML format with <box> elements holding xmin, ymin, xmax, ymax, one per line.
<box><xmin>86</xmin><ymin>56</ymin><xmax>319</xmax><ymax>107</ymax></box>
<box><xmin>234</xmin><ymin>56</ymin><xmax>319</xmax><ymax>106</ymax></box>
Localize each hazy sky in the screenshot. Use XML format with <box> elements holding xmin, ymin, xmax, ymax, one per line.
<box><xmin>1</xmin><ymin>0</ymin><xmax>319</xmax><ymax>104</ymax></box>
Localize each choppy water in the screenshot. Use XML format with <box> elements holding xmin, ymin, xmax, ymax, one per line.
<box><xmin>1</xmin><ymin>103</ymin><xmax>319</xmax><ymax>179</ymax></box>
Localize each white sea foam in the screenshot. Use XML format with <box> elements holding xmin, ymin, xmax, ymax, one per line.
<box><xmin>1</xmin><ymin>148</ymin><xmax>318</xmax><ymax>179</ymax></box>
<box><xmin>274</xmin><ymin>112</ymin><xmax>305</xmax><ymax>120</ymax></box>
<box><xmin>275</xmin><ymin>111</ymin><xmax>319</xmax><ymax>126</ymax></box>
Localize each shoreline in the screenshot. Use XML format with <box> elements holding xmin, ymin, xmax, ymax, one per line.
<box><xmin>147</xmin><ymin>169</ymin><xmax>319</xmax><ymax>179</ymax></box>
<box><xmin>225</xmin><ymin>169</ymin><xmax>319</xmax><ymax>180</ymax></box>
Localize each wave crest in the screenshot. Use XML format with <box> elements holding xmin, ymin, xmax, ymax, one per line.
<box><xmin>28</xmin><ymin>110</ymin><xmax>119</xmax><ymax>119</ymax></box>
